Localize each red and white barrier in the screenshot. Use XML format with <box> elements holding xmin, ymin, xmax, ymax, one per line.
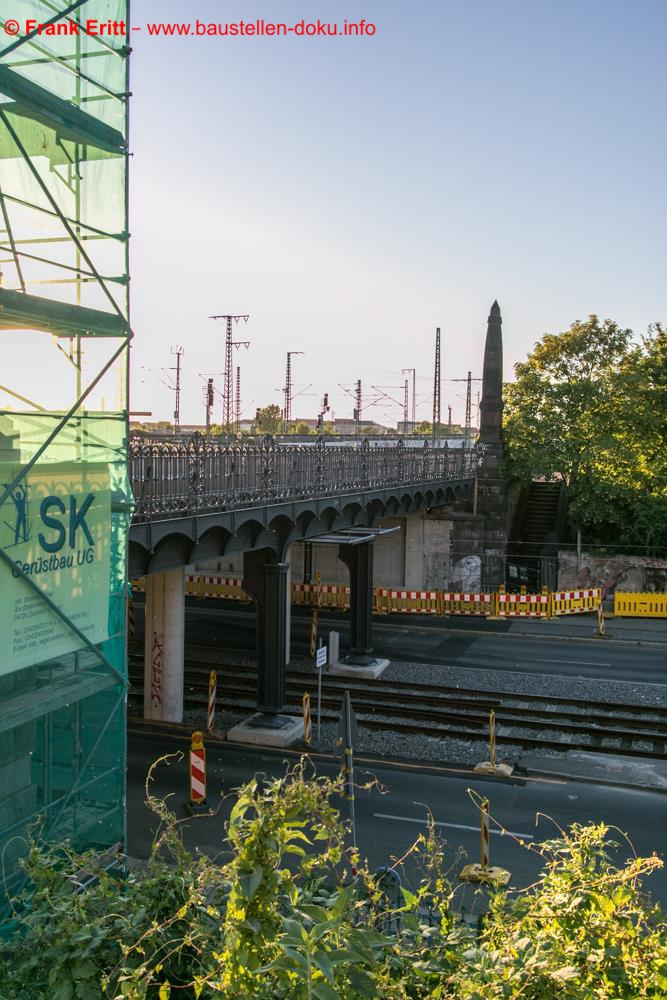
<box><xmin>302</xmin><ymin>692</ymin><xmax>312</xmax><ymax>745</ymax></box>
<box><xmin>552</xmin><ymin>588</ymin><xmax>601</xmax><ymax>615</ymax></box>
<box><xmin>441</xmin><ymin>592</ymin><xmax>494</xmax><ymax>615</ymax></box>
<box><xmin>207</xmin><ymin>671</ymin><xmax>217</xmax><ymax>732</ymax></box>
<box><xmin>496</xmin><ymin>593</ymin><xmax>551</xmax><ymax>617</ymax></box>
<box><xmin>189</xmin><ymin>731</ymin><xmax>207</xmax><ymax>807</ymax></box>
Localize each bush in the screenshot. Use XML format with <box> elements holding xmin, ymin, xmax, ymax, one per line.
<box><xmin>1</xmin><ymin>759</ymin><xmax>665</xmax><ymax>999</ymax></box>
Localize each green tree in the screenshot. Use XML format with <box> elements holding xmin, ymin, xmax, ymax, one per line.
<box><xmin>504</xmin><ymin>316</ymin><xmax>667</xmax><ymax>545</ymax></box>
<box><xmin>504</xmin><ymin>316</ymin><xmax>632</xmax><ymax>487</ymax></box>
<box><xmin>415</xmin><ymin>420</ymin><xmax>432</xmax><ymax>435</ymax></box>
<box><xmin>413</xmin><ymin>422</ymin><xmax>458</xmax><ymax>436</ymax></box>
<box><xmin>291</xmin><ymin>421</ymin><xmax>311</xmax><ymax>435</ymax></box>
<box><xmin>256</xmin><ymin>404</ymin><xmax>282</xmax><ymax>435</ymax></box>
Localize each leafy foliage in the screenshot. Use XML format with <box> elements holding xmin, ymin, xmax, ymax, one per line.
<box><xmin>504</xmin><ymin>317</ymin><xmax>667</xmax><ymax>546</ymax></box>
<box><xmin>290</xmin><ymin>421</ymin><xmax>313</xmax><ymax>435</ymax></box>
<box><xmin>255</xmin><ymin>404</ymin><xmax>282</xmax><ymax>434</ymax></box>
<box><xmin>413</xmin><ymin>422</ymin><xmax>463</xmax><ymax>437</ymax></box>
<box><xmin>1</xmin><ymin>762</ymin><xmax>665</xmax><ymax>999</ymax></box>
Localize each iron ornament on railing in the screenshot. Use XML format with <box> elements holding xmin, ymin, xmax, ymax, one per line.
<box><xmin>129</xmin><ymin>434</ymin><xmax>483</xmax><ymax>522</ymax></box>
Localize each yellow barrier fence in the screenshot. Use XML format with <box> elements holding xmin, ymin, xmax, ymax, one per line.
<box><xmin>376</xmin><ymin>589</ymin><xmax>440</xmax><ymax>614</ymax></box>
<box><xmin>552</xmin><ymin>588</ymin><xmax>601</xmax><ymax>615</ymax></box>
<box><xmin>186</xmin><ymin>574</ymin><xmax>250</xmax><ymax>601</ymax></box>
<box><xmin>293</xmin><ymin>582</ymin><xmax>349</xmax><ymax>609</ymax></box>
<box><xmin>131</xmin><ymin>575</ymin><xmax>627</xmax><ymax>619</ymax></box>
<box><xmin>319</xmin><ymin>583</ymin><xmax>350</xmax><ymax>610</ymax></box>
<box><xmin>440</xmin><ymin>592</ymin><xmax>494</xmax><ymax>615</ymax></box>
<box><xmin>614</xmin><ymin>592</ymin><xmax>667</xmax><ymax>618</ymax></box>
<box><xmin>291</xmin><ymin>582</ymin><xmax>313</xmax><ymax>607</ymax></box>
<box><xmin>496</xmin><ymin>592</ymin><xmax>551</xmax><ymax>618</ymax></box>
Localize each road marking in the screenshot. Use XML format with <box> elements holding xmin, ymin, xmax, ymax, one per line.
<box><xmin>531</xmin><ymin>658</ymin><xmax>610</xmax><ymax>666</ymax></box>
<box><xmin>374</xmin><ymin>812</ymin><xmax>533</xmax><ymax>840</ymax></box>
<box><xmin>180</xmin><ymin>604</ymin><xmax>662</xmax><ymax>650</ymax></box>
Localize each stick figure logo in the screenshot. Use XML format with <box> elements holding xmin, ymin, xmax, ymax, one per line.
<box><xmin>2</xmin><ymin>482</ymin><xmax>31</xmax><ymax>547</ymax></box>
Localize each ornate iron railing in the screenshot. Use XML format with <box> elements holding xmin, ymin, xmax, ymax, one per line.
<box><xmin>129</xmin><ymin>435</ymin><xmax>483</xmax><ymax>522</ymax></box>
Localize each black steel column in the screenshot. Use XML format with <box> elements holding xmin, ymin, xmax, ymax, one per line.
<box><xmin>243</xmin><ymin>549</ymin><xmax>290</xmax><ymax>722</ymax></box>
<box><xmin>338</xmin><ymin>540</ymin><xmax>376</xmax><ymax>666</ymax></box>
<box><xmin>303</xmin><ymin>540</ymin><xmax>313</xmax><ymax>584</ymax></box>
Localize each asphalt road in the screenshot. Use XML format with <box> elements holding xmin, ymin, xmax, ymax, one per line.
<box><xmin>127</xmin><ymin>730</ymin><xmax>667</xmax><ymax>907</ymax></box>
<box><xmin>162</xmin><ymin>601</ymin><xmax>667</xmax><ymax>685</ymax></box>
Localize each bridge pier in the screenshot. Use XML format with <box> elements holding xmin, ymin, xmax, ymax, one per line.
<box><xmin>330</xmin><ymin>538</ymin><xmax>389</xmax><ymax>679</ymax></box>
<box><xmin>143</xmin><ymin>568</ymin><xmax>185</xmax><ymax>723</ymax></box>
<box><xmin>227</xmin><ymin>548</ymin><xmax>303</xmax><ymax>747</ymax></box>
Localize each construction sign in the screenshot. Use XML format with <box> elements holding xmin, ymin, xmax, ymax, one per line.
<box><xmin>0</xmin><ymin>463</ymin><xmax>111</xmax><ymax>675</ymax></box>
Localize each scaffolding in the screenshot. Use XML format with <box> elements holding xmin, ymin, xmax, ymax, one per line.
<box><xmin>0</xmin><ymin>1</ymin><xmax>131</xmax><ymax>923</ymax></box>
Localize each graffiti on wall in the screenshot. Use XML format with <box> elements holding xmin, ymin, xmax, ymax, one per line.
<box><xmin>558</xmin><ymin>552</ymin><xmax>667</xmax><ymax>596</ymax></box>
<box><xmin>151</xmin><ymin>633</ymin><xmax>164</xmax><ymax>708</ymax></box>
<box><xmin>451</xmin><ymin>554</ymin><xmax>482</xmax><ymax>591</ymax></box>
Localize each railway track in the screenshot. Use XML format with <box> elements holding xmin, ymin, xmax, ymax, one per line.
<box><xmin>128</xmin><ymin>647</ymin><xmax>667</xmax><ymax>760</ymax></box>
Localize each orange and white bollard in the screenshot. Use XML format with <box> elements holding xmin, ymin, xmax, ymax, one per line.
<box><xmin>480</xmin><ymin>797</ymin><xmax>490</xmax><ymax>870</ymax></box>
<box><xmin>309</xmin><ymin>607</ymin><xmax>318</xmax><ymax>658</ymax></box>
<box><xmin>460</xmin><ymin>796</ymin><xmax>510</xmax><ymax>886</ymax></box>
<box><xmin>474</xmin><ymin>709</ymin><xmax>513</xmax><ymax>776</ymax></box>
<box><xmin>127</xmin><ymin>596</ymin><xmax>135</xmax><ymax>640</ymax></box>
<box><xmin>309</xmin><ymin>572</ymin><xmax>322</xmax><ymax>659</ymax></box>
<box><xmin>188</xmin><ymin>731</ymin><xmax>207</xmax><ymax>813</ymax></box>
<box><xmin>207</xmin><ymin>670</ymin><xmax>217</xmax><ymax>732</ymax></box>
<box><xmin>302</xmin><ymin>692</ymin><xmax>312</xmax><ymax>745</ymax></box>
<box><xmin>597</xmin><ymin>602</ymin><xmax>606</xmax><ymax>638</ymax></box>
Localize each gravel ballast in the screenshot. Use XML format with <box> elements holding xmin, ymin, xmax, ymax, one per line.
<box><xmin>130</xmin><ymin>647</ymin><xmax>667</xmax><ymax>769</ymax></box>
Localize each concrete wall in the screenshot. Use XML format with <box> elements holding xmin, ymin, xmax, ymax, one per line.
<box><xmin>289</xmin><ymin>513</ymin><xmax>455</xmax><ymax>590</ymax></box>
<box><xmin>189</xmin><ymin>553</ymin><xmax>244</xmax><ymax>576</ymax></box>
<box><xmin>289</xmin><ymin>518</ymin><xmax>406</xmax><ymax>587</ymax></box>
<box><xmin>558</xmin><ymin>551</ymin><xmax>667</xmax><ymax>596</ymax></box>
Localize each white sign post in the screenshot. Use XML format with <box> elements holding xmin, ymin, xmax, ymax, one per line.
<box><xmin>315</xmin><ymin>641</ymin><xmax>327</xmax><ymax>742</ymax></box>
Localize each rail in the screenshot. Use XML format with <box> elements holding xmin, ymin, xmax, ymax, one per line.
<box><xmin>129</xmin><ymin>435</ymin><xmax>483</xmax><ymax>522</ymax></box>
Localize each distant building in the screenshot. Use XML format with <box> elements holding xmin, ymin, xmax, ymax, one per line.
<box><xmin>332</xmin><ymin>418</ymin><xmax>392</xmax><ymax>435</ymax></box>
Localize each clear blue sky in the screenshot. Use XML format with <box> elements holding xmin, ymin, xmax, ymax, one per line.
<box><xmin>128</xmin><ymin>0</ymin><xmax>666</xmax><ymax>427</ymax></box>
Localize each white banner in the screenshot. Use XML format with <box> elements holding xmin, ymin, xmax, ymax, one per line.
<box><xmin>0</xmin><ymin>463</ymin><xmax>111</xmax><ymax>675</ymax></box>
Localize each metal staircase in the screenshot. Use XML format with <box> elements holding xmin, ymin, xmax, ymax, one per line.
<box><xmin>507</xmin><ymin>481</ymin><xmax>567</xmax><ymax>590</ymax></box>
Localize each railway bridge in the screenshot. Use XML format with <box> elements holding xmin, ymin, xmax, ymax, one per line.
<box><xmin>130</xmin><ymin>436</ymin><xmax>480</xmax><ymax>734</ymax></box>
<box><xmin>129</xmin><ymin>301</ymin><xmax>507</xmax><ymax>740</ymax></box>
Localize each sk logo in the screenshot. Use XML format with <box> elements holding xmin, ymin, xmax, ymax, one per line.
<box><xmin>2</xmin><ymin>482</ymin><xmax>31</xmax><ymax>547</ymax></box>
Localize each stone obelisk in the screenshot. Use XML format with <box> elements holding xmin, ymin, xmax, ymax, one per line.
<box><xmin>448</xmin><ymin>301</ymin><xmax>507</xmax><ymax>591</ymax></box>
<box><xmin>479</xmin><ymin>300</ymin><xmax>503</xmax><ymax>447</ymax></box>
<box><xmin>476</xmin><ymin>300</ymin><xmax>506</xmax><ymax>587</ymax></box>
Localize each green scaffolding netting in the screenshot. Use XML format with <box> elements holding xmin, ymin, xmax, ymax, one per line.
<box><xmin>0</xmin><ymin>0</ymin><xmax>128</xmax><ymax>314</ymax></box>
<box><xmin>0</xmin><ymin>0</ymin><xmax>130</xmax><ymax>924</ymax></box>
<box><xmin>0</xmin><ymin>411</ymin><xmax>131</xmax><ymax>909</ymax></box>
